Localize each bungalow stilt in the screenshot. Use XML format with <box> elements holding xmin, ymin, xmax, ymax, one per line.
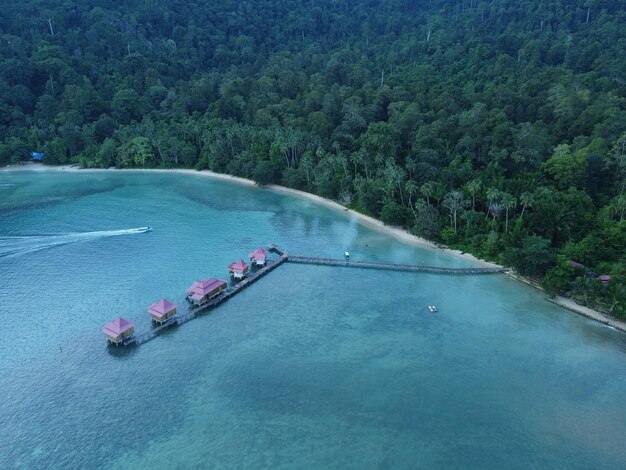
<box><xmin>102</xmin><ymin>317</ymin><xmax>135</xmax><ymax>346</ymax></box>
<box><xmin>248</xmin><ymin>246</ymin><xmax>268</xmax><ymax>267</ymax></box>
<box><xmin>186</xmin><ymin>278</ymin><xmax>228</xmax><ymax>307</ymax></box>
<box><xmin>147</xmin><ymin>298</ymin><xmax>177</xmax><ymax>324</ymax></box>
<box><xmin>228</xmin><ymin>259</ymin><xmax>249</xmax><ymax>279</ymax></box>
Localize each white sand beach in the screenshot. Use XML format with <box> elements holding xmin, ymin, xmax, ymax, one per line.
<box><xmin>4</xmin><ymin>164</ymin><xmax>498</xmax><ymax>266</ymax></box>
<box><xmin>3</xmin><ymin>163</ymin><xmax>623</xmax><ymax>332</ymax></box>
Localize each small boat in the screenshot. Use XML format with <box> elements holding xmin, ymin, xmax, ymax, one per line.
<box><xmin>130</xmin><ymin>226</ymin><xmax>152</xmax><ymax>233</ymax></box>
<box><xmin>344</xmin><ymin>251</ymin><xmax>350</xmax><ymax>260</ymax></box>
<box><xmin>428</xmin><ymin>305</ymin><xmax>437</xmax><ymax>312</ymax></box>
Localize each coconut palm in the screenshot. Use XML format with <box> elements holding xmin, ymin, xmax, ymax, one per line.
<box><xmin>519</xmin><ymin>191</ymin><xmax>534</xmax><ymax>219</ymax></box>
<box><xmin>420</xmin><ymin>182</ymin><xmax>435</xmax><ymax>208</ymax></box>
<box><xmin>501</xmin><ymin>193</ymin><xmax>517</xmax><ymax>232</ymax></box>
<box><xmin>464</xmin><ymin>179</ymin><xmax>482</xmax><ymax>211</ymax></box>
<box><xmin>405</xmin><ymin>180</ymin><xmax>419</xmax><ymax>223</ymax></box>
<box><xmin>485</xmin><ymin>188</ymin><xmax>501</xmax><ymax>220</ymax></box>
<box><xmin>489</xmin><ymin>202</ymin><xmax>504</xmax><ymax>229</ymax></box>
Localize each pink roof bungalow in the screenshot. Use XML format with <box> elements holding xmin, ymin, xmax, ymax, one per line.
<box><xmin>598</xmin><ymin>275</ymin><xmax>611</xmax><ymax>283</ymax></box>
<box><xmin>102</xmin><ymin>317</ymin><xmax>135</xmax><ymax>345</ymax></box>
<box><xmin>147</xmin><ymin>298</ymin><xmax>177</xmax><ymax>324</ymax></box>
<box><xmin>248</xmin><ymin>247</ymin><xmax>268</xmax><ymax>266</ymax></box>
<box><xmin>228</xmin><ymin>259</ymin><xmax>249</xmax><ymax>279</ymax></box>
<box><xmin>187</xmin><ymin>278</ymin><xmax>228</xmax><ymax>306</ymax></box>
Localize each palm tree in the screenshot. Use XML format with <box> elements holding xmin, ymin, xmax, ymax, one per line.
<box><xmin>485</xmin><ymin>188</ymin><xmax>501</xmax><ymax>220</ymax></box>
<box><xmin>349</xmin><ymin>152</ymin><xmax>362</xmax><ymax>179</ymax></box>
<box><xmin>502</xmin><ymin>193</ymin><xmax>517</xmax><ymax>232</ymax></box>
<box><xmin>334</xmin><ymin>153</ymin><xmax>349</xmax><ymax>178</ymax></box>
<box><xmin>432</xmin><ymin>182</ymin><xmax>447</xmax><ymax>208</ymax></box>
<box><xmin>374</xmin><ymin>153</ymin><xmax>386</xmax><ymax>170</ymax></box>
<box><xmin>405</xmin><ymin>180</ymin><xmax>419</xmax><ymax>223</ymax></box>
<box><xmin>519</xmin><ymin>191</ymin><xmax>534</xmax><ymax>219</ymax></box>
<box><xmin>405</xmin><ymin>158</ymin><xmax>417</xmax><ymax>180</ymax></box>
<box><xmin>382</xmin><ymin>162</ymin><xmax>406</xmax><ymax>205</ymax></box>
<box><xmin>489</xmin><ymin>202</ymin><xmax>504</xmax><ymax>229</ymax></box>
<box><xmin>420</xmin><ymin>182</ymin><xmax>435</xmax><ymax>208</ymax></box>
<box><xmin>464</xmin><ymin>179</ymin><xmax>482</xmax><ymax>211</ymax></box>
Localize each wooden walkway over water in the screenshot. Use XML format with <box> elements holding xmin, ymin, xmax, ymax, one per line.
<box><xmin>115</xmin><ymin>244</ymin><xmax>506</xmax><ymax>348</ymax></box>
<box><xmin>129</xmin><ymin>247</ymin><xmax>288</xmax><ymax>346</ymax></box>
<box><xmin>286</xmin><ymin>256</ymin><xmax>507</xmax><ymax>274</ymax></box>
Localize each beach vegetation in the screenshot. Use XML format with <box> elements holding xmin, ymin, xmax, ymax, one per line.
<box><xmin>0</xmin><ymin>0</ymin><xmax>625</xmax><ymax>316</ymax></box>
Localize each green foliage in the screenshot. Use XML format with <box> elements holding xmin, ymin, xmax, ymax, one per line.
<box><xmin>96</xmin><ymin>138</ymin><xmax>117</xmax><ymax>168</ymax></box>
<box><xmin>503</xmin><ymin>236</ymin><xmax>555</xmax><ymax>277</ymax></box>
<box><xmin>439</xmin><ymin>227</ymin><xmax>457</xmax><ymax>245</ymax></box>
<box><xmin>542</xmin><ymin>257</ymin><xmax>577</xmax><ymax>296</ymax></box>
<box><xmin>117</xmin><ymin>137</ymin><xmax>155</xmax><ymax>168</ymax></box>
<box><xmin>380</xmin><ymin>200</ymin><xmax>407</xmax><ymax>226</ymax></box>
<box><xmin>252</xmin><ymin>161</ymin><xmax>280</xmax><ymax>186</ymax></box>
<box><xmin>543</xmin><ymin>144</ymin><xmax>585</xmax><ymax>190</ymax></box>
<box><xmin>1</xmin><ymin>0</ymin><xmax>624</xmax><ymax>315</ymax></box>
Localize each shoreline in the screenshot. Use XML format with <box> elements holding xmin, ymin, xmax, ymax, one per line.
<box><xmin>3</xmin><ymin>164</ymin><xmax>497</xmax><ymax>266</ymax></box>
<box><xmin>3</xmin><ymin>163</ymin><xmax>624</xmax><ymax>333</ymax></box>
<box><xmin>547</xmin><ymin>296</ymin><xmax>626</xmax><ymax>333</ymax></box>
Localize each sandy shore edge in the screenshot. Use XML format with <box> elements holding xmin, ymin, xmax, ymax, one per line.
<box><xmin>3</xmin><ymin>164</ymin><xmax>498</xmax><ymax>266</ymax></box>
<box><xmin>505</xmin><ymin>271</ymin><xmax>626</xmax><ymax>333</ymax></box>
<box><xmin>4</xmin><ymin>164</ymin><xmax>624</xmax><ymax>332</ymax></box>
<box><xmin>548</xmin><ymin>297</ymin><xmax>626</xmax><ymax>333</ymax></box>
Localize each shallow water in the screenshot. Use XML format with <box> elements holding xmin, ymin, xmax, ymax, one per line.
<box><xmin>0</xmin><ymin>171</ymin><xmax>625</xmax><ymax>469</ymax></box>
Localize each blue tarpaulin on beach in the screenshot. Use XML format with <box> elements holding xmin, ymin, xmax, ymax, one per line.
<box><xmin>31</xmin><ymin>152</ymin><xmax>44</xmax><ymax>160</ymax></box>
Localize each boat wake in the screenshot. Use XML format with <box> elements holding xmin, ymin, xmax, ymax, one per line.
<box><xmin>0</xmin><ymin>227</ymin><xmax>151</xmax><ymax>260</ymax></box>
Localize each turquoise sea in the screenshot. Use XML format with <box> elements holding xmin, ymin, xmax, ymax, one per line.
<box><xmin>0</xmin><ymin>170</ymin><xmax>625</xmax><ymax>469</ymax></box>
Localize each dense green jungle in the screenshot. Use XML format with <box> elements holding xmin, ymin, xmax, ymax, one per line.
<box><xmin>1</xmin><ymin>0</ymin><xmax>625</xmax><ymax>316</ymax></box>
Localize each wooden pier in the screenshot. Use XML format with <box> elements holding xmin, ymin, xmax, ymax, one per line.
<box><xmin>286</xmin><ymin>256</ymin><xmax>508</xmax><ymax>274</ymax></box>
<box><xmin>111</xmin><ymin>244</ymin><xmax>508</xmax><ymax>348</ymax></box>
<box><xmin>129</xmin><ymin>247</ymin><xmax>288</xmax><ymax>346</ymax></box>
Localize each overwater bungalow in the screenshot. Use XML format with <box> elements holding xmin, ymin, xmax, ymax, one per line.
<box><xmin>228</xmin><ymin>259</ymin><xmax>249</xmax><ymax>279</ymax></box>
<box><xmin>248</xmin><ymin>247</ymin><xmax>268</xmax><ymax>266</ymax></box>
<box><xmin>102</xmin><ymin>317</ymin><xmax>135</xmax><ymax>345</ymax></box>
<box><xmin>187</xmin><ymin>278</ymin><xmax>227</xmax><ymax>306</ymax></box>
<box><xmin>147</xmin><ymin>298</ymin><xmax>177</xmax><ymax>324</ymax></box>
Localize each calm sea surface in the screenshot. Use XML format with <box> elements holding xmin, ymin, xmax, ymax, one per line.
<box><xmin>0</xmin><ymin>171</ymin><xmax>625</xmax><ymax>469</ymax></box>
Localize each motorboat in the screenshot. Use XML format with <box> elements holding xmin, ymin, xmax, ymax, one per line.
<box><xmin>344</xmin><ymin>251</ymin><xmax>350</xmax><ymax>260</ymax></box>
<box><xmin>428</xmin><ymin>305</ymin><xmax>437</xmax><ymax>312</ymax></box>
<box><xmin>130</xmin><ymin>226</ymin><xmax>152</xmax><ymax>233</ymax></box>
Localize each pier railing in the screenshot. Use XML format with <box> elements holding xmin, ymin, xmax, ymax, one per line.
<box><xmin>131</xmin><ymin>249</ymin><xmax>288</xmax><ymax>346</ymax></box>
<box><xmin>286</xmin><ymin>255</ymin><xmax>507</xmax><ymax>274</ymax></box>
<box><xmin>114</xmin><ymin>244</ymin><xmax>509</xmax><ymax>348</ymax></box>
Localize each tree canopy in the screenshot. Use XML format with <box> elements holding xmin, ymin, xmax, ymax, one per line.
<box><xmin>1</xmin><ymin>0</ymin><xmax>625</xmax><ymax>316</ymax></box>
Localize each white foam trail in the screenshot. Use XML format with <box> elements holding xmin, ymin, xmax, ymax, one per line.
<box><xmin>0</xmin><ymin>227</ymin><xmax>151</xmax><ymax>259</ymax></box>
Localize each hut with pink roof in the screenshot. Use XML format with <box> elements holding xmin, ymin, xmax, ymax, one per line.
<box><xmin>102</xmin><ymin>317</ymin><xmax>135</xmax><ymax>345</ymax></box>
<box><xmin>248</xmin><ymin>246</ymin><xmax>268</xmax><ymax>267</ymax></box>
<box><xmin>598</xmin><ymin>274</ymin><xmax>612</xmax><ymax>283</ymax></box>
<box><xmin>228</xmin><ymin>259</ymin><xmax>249</xmax><ymax>279</ymax></box>
<box><xmin>187</xmin><ymin>278</ymin><xmax>227</xmax><ymax>306</ymax></box>
<box><xmin>148</xmin><ymin>298</ymin><xmax>177</xmax><ymax>324</ymax></box>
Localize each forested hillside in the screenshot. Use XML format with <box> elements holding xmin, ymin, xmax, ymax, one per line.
<box><xmin>1</xmin><ymin>0</ymin><xmax>625</xmax><ymax>315</ymax></box>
